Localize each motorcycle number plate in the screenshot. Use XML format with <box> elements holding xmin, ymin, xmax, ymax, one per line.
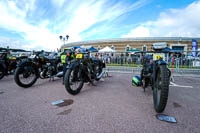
<box><xmin>153</xmin><ymin>53</ymin><xmax>165</xmax><ymax>61</ymax></box>
<box><xmin>76</xmin><ymin>54</ymin><xmax>83</xmax><ymax>59</ymax></box>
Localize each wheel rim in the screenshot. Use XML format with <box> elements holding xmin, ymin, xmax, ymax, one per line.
<box><xmin>18</xmin><ymin>66</ymin><xmax>36</xmax><ymax>85</ymax></box>
<box><xmin>69</xmin><ymin>69</ymin><xmax>81</xmax><ymax>91</ymax></box>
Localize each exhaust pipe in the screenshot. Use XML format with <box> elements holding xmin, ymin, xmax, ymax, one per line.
<box><xmin>97</xmin><ymin>71</ymin><xmax>105</xmax><ymax>79</ymax></box>
<box><xmin>56</xmin><ymin>71</ymin><xmax>63</xmax><ymax>77</ymax></box>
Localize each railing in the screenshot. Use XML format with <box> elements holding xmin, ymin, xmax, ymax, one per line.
<box><xmin>95</xmin><ymin>51</ymin><xmax>200</xmax><ymax>75</ymax></box>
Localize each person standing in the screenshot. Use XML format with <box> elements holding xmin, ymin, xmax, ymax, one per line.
<box><xmin>61</xmin><ymin>48</ymin><xmax>71</xmax><ymax>84</ymax></box>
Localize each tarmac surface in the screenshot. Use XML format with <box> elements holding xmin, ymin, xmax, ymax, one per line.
<box><xmin>0</xmin><ymin>73</ymin><xmax>200</xmax><ymax>133</ymax></box>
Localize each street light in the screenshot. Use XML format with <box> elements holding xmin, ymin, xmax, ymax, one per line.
<box><xmin>59</xmin><ymin>35</ymin><xmax>69</xmax><ymax>45</ymax></box>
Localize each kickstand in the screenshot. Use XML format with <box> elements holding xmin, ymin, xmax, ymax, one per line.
<box><xmin>170</xmin><ymin>75</ymin><xmax>175</xmax><ymax>82</ymax></box>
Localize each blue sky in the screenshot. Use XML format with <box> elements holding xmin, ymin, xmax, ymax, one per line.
<box><xmin>0</xmin><ymin>0</ymin><xmax>200</xmax><ymax>50</ymax></box>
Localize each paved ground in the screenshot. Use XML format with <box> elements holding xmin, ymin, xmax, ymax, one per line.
<box><xmin>0</xmin><ymin>73</ymin><xmax>200</xmax><ymax>133</ymax></box>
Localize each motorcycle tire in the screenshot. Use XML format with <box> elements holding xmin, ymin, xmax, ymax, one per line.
<box><xmin>153</xmin><ymin>65</ymin><xmax>169</xmax><ymax>113</ymax></box>
<box><xmin>0</xmin><ymin>69</ymin><xmax>6</xmax><ymax>80</ymax></box>
<box><xmin>14</xmin><ymin>65</ymin><xmax>38</xmax><ymax>88</ymax></box>
<box><xmin>0</xmin><ymin>63</ymin><xmax>6</xmax><ymax>80</ymax></box>
<box><xmin>64</xmin><ymin>68</ymin><xmax>84</xmax><ymax>95</ymax></box>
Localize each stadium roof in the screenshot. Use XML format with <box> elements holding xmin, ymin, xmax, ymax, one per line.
<box><xmin>63</xmin><ymin>37</ymin><xmax>200</xmax><ymax>47</ymax></box>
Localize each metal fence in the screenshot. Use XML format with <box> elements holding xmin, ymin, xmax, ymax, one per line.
<box><xmin>93</xmin><ymin>51</ymin><xmax>200</xmax><ymax>75</ymax></box>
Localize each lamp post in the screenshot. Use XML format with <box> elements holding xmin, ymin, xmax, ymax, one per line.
<box><xmin>59</xmin><ymin>35</ymin><xmax>69</xmax><ymax>45</ymax></box>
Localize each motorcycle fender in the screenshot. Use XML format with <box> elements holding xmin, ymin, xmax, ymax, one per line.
<box><xmin>67</xmin><ymin>62</ymin><xmax>79</xmax><ymax>69</ymax></box>
<box><xmin>66</xmin><ymin>65</ymin><xmax>71</xmax><ymax>69</ymax></box>
<box><xmin>158</xmin><ymin>61</ymin><xmax>167</xmax><ymax>65</ymax></box>
<box><xmin>18</xmin><ymin>61</ymin><xmax>39</xmax><ymax>76</ymax></box>
<box><xmin>18</xmin><ymin>61</ymin><xmax>34</xmax><ymax>67</ymax></box>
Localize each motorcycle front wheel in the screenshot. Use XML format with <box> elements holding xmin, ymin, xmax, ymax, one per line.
<box><xmin>14</xmin><ymin>64</ymin><xmax>38</xmax><ymax>88</ymax></box>
<box><xmin>153</xmin><ymin>65</ymin><xmax>169</xmax><ymax>113</ymax></box>
<box><xmin>64</xmin><ymin>68</ymin><xmax>84</xmax><ymax>95</ymax></box>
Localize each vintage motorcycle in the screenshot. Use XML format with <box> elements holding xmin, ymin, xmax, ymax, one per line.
<box><xmin>64</xmin><ymin>50</ymin><xmax>106</xmax><ymax>95</ymax></box>
<box><xmin>140</xmin><ymin>43</ymin><xmax>171</xmax><ymax>113</ymax></box>
<box><xmin>14</xmin><ymin>51</ymin><xmax>63</xmax><ymax>88</ymax></box>
<box><xmin>0</xmin><ymin>51</ymin><xmax>25</xmax><ymax>80</ymax></box>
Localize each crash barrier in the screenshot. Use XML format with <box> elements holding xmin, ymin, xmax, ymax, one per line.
<box><xmin>104</xmin><ymin>66</ymin><xmax>200</xmax><ymax>76</ymax></box>
<box><xmin>94</xmin><ymin>51</ymin><xmax>200</xmax><ymax>74</ymax></box>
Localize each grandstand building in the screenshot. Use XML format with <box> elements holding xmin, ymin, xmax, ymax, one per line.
<box><xmin>61</xmin><ymin>37</ymin><xmax>200</xmax><ymax>52</ymax></box>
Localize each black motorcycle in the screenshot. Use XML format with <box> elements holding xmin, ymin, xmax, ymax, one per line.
<box><xmin>0</xmin><ymin>52</ymin><xmax>24</xmax><ymax>80</ymax></box>
<box><xmin>140</xmin><ymin>43</ymin><xmax>171</xmax><ymax>113</ymax></box>
<box><xmin>64</xmin><ymin>51</ymin><xmax>105</xmax><ymax>95</ymax></box>
<box><xmin>14</xmin><ymin>51</ymin><xmax>63</xmax><ymax>88</ymax></box>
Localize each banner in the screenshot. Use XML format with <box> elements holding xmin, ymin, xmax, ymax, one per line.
<box><xmin>192</xmin><ymin>39</ymin><xmax>198</xmax><ymax>57</ymax></box>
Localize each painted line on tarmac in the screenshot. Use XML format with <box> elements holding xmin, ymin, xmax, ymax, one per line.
<box><xmin>170</xmin><ymin>82</ymin><xmax>193</xmax><ymax>88</ymax></box>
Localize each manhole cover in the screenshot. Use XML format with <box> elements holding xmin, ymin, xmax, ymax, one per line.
<box><xmin>156</xmin><ymin>114</ymin><xmax>177</xmax><ymax>123</ymax></box>
<box><xmin>51</xmin><ymin>99</ymin><xmax>74</xmax><ymax>107</ymax></box>
<box><xmin>57</xmin><ymin>109</ymin><xmax>72</xmax><ymax>115</ymax></box>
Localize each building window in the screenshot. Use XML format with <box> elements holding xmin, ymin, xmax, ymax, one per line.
<box><xmin>126</xmin><ymin>44</ymin><xmax>130</xmax><ymax>52</ymax></box>
<box><xmin>172</xmin><ymin>46</ymin><xmax>184</xmax><ymax>51</ymax></box>
<box><xmin>98</xmin><ymin>46</ymin><xmax>101</xmax><ymax>50</ymax></box>
<box><xmin>142</xmin><ymin>45</ymin><xmax>147</xmax><ymax>52</ymax></box>
<box><xmin>111</xmin><ymin>45</ymin><xmax>115</xmax><ymax>50</ymax></box>
<box><xmin>126</xmin><ymin>45</ymin><xmax>130</xmax><ymax>56</ymax></box>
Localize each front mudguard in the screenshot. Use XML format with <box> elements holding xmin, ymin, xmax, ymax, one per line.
<box><xmin>66</xmin><ymin>61</ymin><xmax>80</xmax><ymax>69</ymax></box>
<box><xmin>17</xmin><ymin>61</ymin><xmax>39</xmax><ymax>77</ymax></box>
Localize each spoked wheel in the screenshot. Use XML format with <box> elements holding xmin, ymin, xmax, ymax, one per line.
<box><xmin>0</xmin><ymin>68</ymin><xmax>6</xmax><ymax>80</ymax></box>
<box><xmin>14</xmin><ymin>65</ymin><xmax>38</xmax><ymax>88</ymax></box>
<box><xmin>64</xmin><ymin>68</ymin><xmax>84</xmax><ymax>95</ymax></box>
<box><xmin>153</xmin><ymin>65</ymin><xmax>169</xmax><ymax>113</ymax></box>
<box><xmin>0</xmin><ymin>63</ymin><xmax>6</xmax><ymax>80</ymax></box>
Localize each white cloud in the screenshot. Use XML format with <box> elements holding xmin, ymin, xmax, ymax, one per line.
<box><xmin>60</xmin><ymin>0</ymin><xmax>148</xmax><ymax>42</ymax></box>
<box><xmin>0</xmin><ymin>37</ymin><xmax>31</xmax><ymax>50</ymax></box>
<box><xmin>121</xmin><ymin>26</ymin><xmax>150</xmax><ymax>37</ymax></box>
<box><xmin>51</xmin><ymin>0</ymin><xmax>66</xmax><ymax>7</ymax></box>
<box><xmin>122</xmin><ymin>0</ymin><xmax>200</xmax><ymax>38</ymax></box>
<box><xmin>0</xmin><ymin>0</ymin><xmax>62</xmax><ymax>50</ymax></box>
<box><xmin>0</xmin><ymin>0</ymin><xmax>148</xmax><ymax>50</ymax></box>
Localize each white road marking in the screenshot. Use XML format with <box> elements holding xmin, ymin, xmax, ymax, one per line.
<box><xmin>170</xmin><ymin>82</ymin><xmax>193</xmax><ymax>88</ymax></box>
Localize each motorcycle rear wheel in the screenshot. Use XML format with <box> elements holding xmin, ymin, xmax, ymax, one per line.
<box><xmin>64</xmin><ymin>68</ymin><xmax>84</xmax><ymax>95</ymax></box>
<box><xmin>0</xmin><ymin>63</ymin><xmax>6</xmax><ymax>80</ymax></box>
<box><xmin>153</xmin><ymin>65</ymin><xmax>169</xmax><ymax>113</ymax></box>
<box><xmin>0</xmin><ymin>69</ymin><xmax>6</xmax><ymax>80</ymax></box>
